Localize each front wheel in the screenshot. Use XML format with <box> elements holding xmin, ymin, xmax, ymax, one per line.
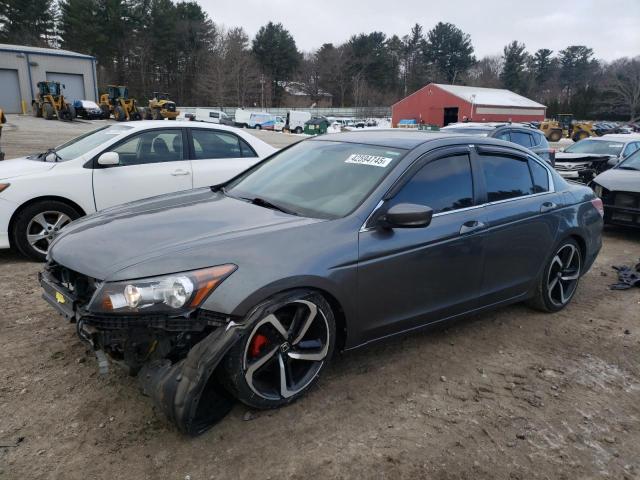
<box><xmin>527</xmin><ymin>239</ymin><xmax>582</xmax><ymax>312</ymax></box>
<box><xmin>222</xmin><ymin>291</ymin><xmax>336</xmax><ymax>409</ymax></box>
<box><xmin>12</xmin><ymin>200</ymin><xmax>81</xmax><ymax>261</ymax></box>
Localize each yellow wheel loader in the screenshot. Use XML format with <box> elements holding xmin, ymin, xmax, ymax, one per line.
<box><xmin>99</xmin><ymin>85</ymin><xmax>142</xmax><ymax>121</ymax></box>
<box><xmin>31</xmin><ymin>81</ymin><xmax>76</xmax><ymax>121</ymax></box>
<box><xmin>539</xmin><ymin>114</ymin><xmax>573</xmax><ymax>142</ymax></box>
<box><xmin>144</xmin><ymin>92</ymin><xmax>179</xmax><ymax>120</ymax></box>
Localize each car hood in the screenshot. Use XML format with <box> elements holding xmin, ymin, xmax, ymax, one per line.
<box><xmin>593</xmin><ymin>168</ymin><xmax>640</xmax><ymax>193</ymax></box>
<box><xmin>555</xmin><ymin>153</ymin><xmax>613</xmax><ymax>163</ymax></box>
<box><xmin>48</xmin><ymin>188</ymin><xmax>322</xmax><ymax>281</ymax></box>
<box><xmin>0</xmin><ymin>157</ymin><xmax>56</xmax><ymax>180</ymax></box>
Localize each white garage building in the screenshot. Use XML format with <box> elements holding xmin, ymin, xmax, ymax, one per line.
<box><xmin>0</xmin><ymin>43</ymin><xmax>97</xmax><ymax>113</ymax></box>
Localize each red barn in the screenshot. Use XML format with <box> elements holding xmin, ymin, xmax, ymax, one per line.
<box><xmin>392</xmin><ymin>83</ymin><xmax>546</xmax><ymax>127</ymax></box>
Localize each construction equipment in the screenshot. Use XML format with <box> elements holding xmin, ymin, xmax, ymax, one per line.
<box><xmin>99</xmin><ymin>85</ymin><xmax>142</xmax><ymax>122</ymax></box>
<box><xmin>31</xmin><ymin>81</ymin><xmax>76</xmax><ymax>121</ymax></box>
<box><xmin>144</xmin><ymin>92</ymin><xmax>179</xmax><ymax>120</ymax></box>
<box><xmin>540</xmin><ymin>114</ymin><xmax>602</xmax><ymax>142</ymax></box>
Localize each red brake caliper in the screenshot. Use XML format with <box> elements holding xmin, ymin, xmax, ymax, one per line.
<box><xmin>249</xmin><ymin>333</ymin><xmax>269</xmax><ymax>358</ymax></box>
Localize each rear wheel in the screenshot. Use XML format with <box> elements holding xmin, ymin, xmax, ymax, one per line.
<box><xmin>573</xmin><ymin>131</ymin><xmax>589</xmax><ymax>142</ymax></box>
<box><xmin>114</xmin><ymin>106</ymin><xmax>126</xmax><ymax>121</ymax></box>
<box><xmin>527</xmin><ymin>239</ymin><xmax>582</xmax><ymax>312</ymax></box>
<box><xmin>295</xmin><ymin>127</ymin><xmax>303</xmax><ymax>134</ymax></box>
<box><xmin>255</xmin><ymin>124</ymin><xmax>261</xmax><ymax>130</ymax></box>
<box><xmin>548</xmin><ymin>130</ymin><xmax>562</xmax><ymax>142</ymax></box>
<box><xmin>100</xmin><ymin>104</ymin><xmax>111</xmax><ymax>119</ymax></box>
<box><xmin>12</xmin><ymin>200</ymin><xmax>81</xmax><ymax>261</ymax></box>
<box><xmin>222</xmin><ymin>291</ymin><xmax>336</xmax><ymax>409</ymax></box>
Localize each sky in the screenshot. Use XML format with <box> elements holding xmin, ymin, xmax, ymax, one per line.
<box><xmin>198</xmin><ymin>0</ymin><xmax>639</xmax><ymax>61</ymax></box>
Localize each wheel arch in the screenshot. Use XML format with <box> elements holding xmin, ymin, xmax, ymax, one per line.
<box><xmin>8</xmin><ymin>195</ymin><xmax>86</xmax><ymax>247</ymax></box>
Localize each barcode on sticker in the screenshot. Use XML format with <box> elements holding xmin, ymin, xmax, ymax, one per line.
<box><xmin>345</xmin><ymin>154</ymin><xmax>393</xmax><ymax>167</ymax></box>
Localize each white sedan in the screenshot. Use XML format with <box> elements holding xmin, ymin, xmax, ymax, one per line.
<box><xmin>0</xmin><ymin>121</ymin><xmax>276</xmax><ymax>260</ymax></box>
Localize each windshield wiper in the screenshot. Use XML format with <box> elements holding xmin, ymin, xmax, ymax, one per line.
<box><xmin>241</xmin><ymin>196</ymin><xmax>299</xmax><ymax>216</ymax></box>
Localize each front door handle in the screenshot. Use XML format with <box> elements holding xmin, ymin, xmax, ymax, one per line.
<box><xmin>540</xmin><ymin>201</ymin><xmax>557</xmax><ymax>213</ymax></box>
<box><xmin>171</xmin><ymin>169</ymin><xmax>191</xmax><ymax>176</ymax></box>
<box><xmin>459</xmin><ymin>220</ymin><xmax>485</xmax><ymax>235</ymax></box>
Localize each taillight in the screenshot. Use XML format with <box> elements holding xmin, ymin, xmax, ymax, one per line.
<box><xmin>591</xmin><ymin>198</ymin><xmax>604</xmax><ymax>217</ymax></box>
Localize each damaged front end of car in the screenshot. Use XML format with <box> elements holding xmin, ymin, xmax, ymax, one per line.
<box><xmin>39</xmin><ymin>260</ymin><xmax>245</xmax><ymax>435</ymax></box>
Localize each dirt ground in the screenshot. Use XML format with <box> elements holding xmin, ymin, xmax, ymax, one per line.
<box><xmin>1</xmin><ymin>115</ymin><xmax>639</xmax><ymax>480</ymax></box>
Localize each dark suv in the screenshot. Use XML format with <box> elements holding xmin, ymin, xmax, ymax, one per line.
<box><xmin>441</xmin><ymin>122</ymin><xmax>555</xmax><ymax>165</ymax></box>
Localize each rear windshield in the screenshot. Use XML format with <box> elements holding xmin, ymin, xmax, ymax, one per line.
<box><xmin>564</xmin><ymin>139</ymin><xmax>624</xmax><ymax>156</ymax></box>
<box><xmin>226</xmin><ymin>140</ymin><xmax>406</xmax><ymax>219</ymax></box>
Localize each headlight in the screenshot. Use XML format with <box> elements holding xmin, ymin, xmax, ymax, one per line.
<box><xmin>89</xmin><ymin>264</ymin><xmax>237</xmax><ymax>314</ymax></box>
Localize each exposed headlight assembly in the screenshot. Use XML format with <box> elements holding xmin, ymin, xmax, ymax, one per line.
<box><xmin>90</xmin><ymin>265</ymin><xmax>237</xmax><ymax>314</ymax></box>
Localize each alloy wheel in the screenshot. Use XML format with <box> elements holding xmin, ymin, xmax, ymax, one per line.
<box><xmin>243</xmin><ymin>299</ymin><xmax>330</xmax><ymax>400</ymax></box>
<box><xmin>547</xmin><ymin>243</ymin><xmax>581</xmax><ymax>307</ymax></box>
<box><xmin>26</xmin><ymin>211</ymin><xmax>72</xmax><ymax>255</ymax></box>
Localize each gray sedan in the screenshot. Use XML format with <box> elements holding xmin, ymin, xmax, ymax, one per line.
<box><xmin>40</xmin><ymin>131</ymin><xmax>603</xmax><ymax>434</ymax></box>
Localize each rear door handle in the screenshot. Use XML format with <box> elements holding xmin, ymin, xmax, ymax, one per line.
<box><xmin>171</xmin><ymin>169</ymin><xmax>191</xmax><ymax>176</ymax></box>
<box><xmin>459</xmin><ymin>220</ymin><xmax>485</xmax><ymax>235</ymax></box>
<box><xmin>540</xmin><ymin>201</ymin><xmax>557</xmax><ymax>213</ymax></box>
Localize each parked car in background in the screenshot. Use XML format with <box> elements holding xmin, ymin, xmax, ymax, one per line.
<box><xmin>285</xmin><ymin>110</ymin><xmax>311</xmax><ymax>133</ymax></box>
<box><xmin>40</xmin><ymin>130</ymin><xmax>602</xmax><ymax>434</ymax></box>
<box><xmin>554</xmin><ymin>134</ymin><xmax>640</xmax><ymax>182</ymax></box>
<box><xmin>73</xmin><ymin>100</ymin><xmax>104</xmax><ymax>120</ymax></box>
<box><xmin>440</xmin><ymin>122</ymin><xmax>556</xmax><ymax>164</ymax></box>
<box><xmin>0</xmin><ymin>121</ymin><xmax>276</xmax><ymax>260</ymax></box>
<box><xmin>590</xmin><ymin>148</ymin><xmax>640</xmax><ymax>228</ymax></box>
<box><xmin>194</xmin><ymin>108</ymin><xmax>234</xmax><ymax>126</ymax></box>
<box><xmin>234</xmin><ymin>109</ymin><xmax>263</xmax><ymax>128</ymax></box>
<box><xmin>249</xmin><ymin>113</ymin><xmax>284</xmax><ymax>131</ymax></box>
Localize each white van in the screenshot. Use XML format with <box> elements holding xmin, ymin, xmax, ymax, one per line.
<box><xmin>286</xmin><ymin>111</ymin><xmax>312</xmax><ymax>133</ymax></box>
<box><xmin>234</xmin><ymin>109</ymin><xmax>267</xmax><ymax>128</ymax></box>
<box><xmin>248</xmin><ymin>113</ymin><xmax>285</xmax><ymax>131</ymax></box>
<box><xmin>194</xmin><ymin>108</ymin><xmax>233</xmax><ymax>125</ymax></box>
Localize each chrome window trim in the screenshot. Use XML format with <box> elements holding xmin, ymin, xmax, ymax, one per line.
<box><xmin>359</xmin><ymin>151</ymin><xmax>556</xmax><ymax>233</ymax></box>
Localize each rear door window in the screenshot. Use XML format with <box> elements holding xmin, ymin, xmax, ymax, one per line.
<box><xmin>510</xmin><ymin>131</ymin><xmax>533</xmax><ymax>147</ymax></box>
<box><xmin>191</xmin><ymin>129</ymin><xmax>243</xmax><ymax>159</ymax></box>
<box><xmin>392</xmin><ymin>155</ymin><xmax>474</xmax><ymax>213</ymax></box>
<box><xmin>528</xmin><ymin>159</ymin><xmax>550</xmax><ymax>193</ymax></box>
<box><xmin>478</xmin><ymin>154</ymin><xmax>534</xmax><ymax>202</ymax></box>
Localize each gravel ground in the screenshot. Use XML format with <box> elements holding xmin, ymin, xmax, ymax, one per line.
<box><xmin>0</xmin><ymin>115</ymin><xmax>639</xmax><ymax>480</ymax></box>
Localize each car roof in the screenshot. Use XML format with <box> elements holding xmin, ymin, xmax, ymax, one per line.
<box><xmin>117</xmin><ymin>120</ymin><xmax>241</xmax><ymax>133</ymax></box>
<box><xmin>312</xmin><ymin>129</ymin><xmax>469</xmax><ymax>149</ymax></box>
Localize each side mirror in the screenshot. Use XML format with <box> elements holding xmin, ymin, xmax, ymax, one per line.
<box><xmin>559</xmin><ymin>148</ymin><xmax>565</xmax><ymax>152</ymax></box>
<box><xmin>380</xmin><ymin>203</ymin><xmax>433</xmax><ymax>229</ymax></box>
<box><xmin>97</xmin><ymin>151</ymin><xmax>120</xmax><ymax>166</ymax></box>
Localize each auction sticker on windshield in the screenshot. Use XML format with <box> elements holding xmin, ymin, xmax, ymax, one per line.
<box><xmin>345</xmin><ymin>153</ymin><xmax>393</xmax><ymax>168</ymax></box>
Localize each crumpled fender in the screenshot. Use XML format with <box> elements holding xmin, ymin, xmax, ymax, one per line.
<box><xmin>138</xmin><ymin>324</ymin><xmax>243</xmax><ymax>435</ymax></box>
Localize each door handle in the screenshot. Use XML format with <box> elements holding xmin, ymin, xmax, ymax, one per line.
<box><xmin>459</xmin><ymin>220</ymin><xmax>485</xmax><ymax>235</ymax></box>
<box><xmin>540</xmin><ymin>201</ymin><xmax>557</xmax><ymax>213</ymax></box>
<box><xmin>171</xmin><ymin>169</ymin><xmax>191</xmax><ymax>176</ymax></box>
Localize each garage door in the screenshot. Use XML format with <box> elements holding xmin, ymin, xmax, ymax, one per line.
<box><xmin>0</xmin><ymin>69</ymin><xmax>23</xmax><ymax>113</ymax></box>
<box><xmin>46</xmin><ymin>72</ymin><xmax>86</xmax><ymax>102</ymax></box>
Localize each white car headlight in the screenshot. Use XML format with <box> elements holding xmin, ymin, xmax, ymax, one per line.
<box><xmin>90</xmin><ymin>265</ymin><xmax>236</xmax><ymax>314</ymax></box>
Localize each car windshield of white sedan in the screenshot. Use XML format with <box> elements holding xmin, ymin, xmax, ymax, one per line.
<box><xmin>226</xmin><ymin>140</ymin><xmax>406</xmax><ymax>219</ymax></box>
<box><xmin>52</xmin><ymin>125</ymin><xmax>134</xmax><ymax>161</ymax></box>
<box><xmin>564</xmin><ymin>140</ymin><xmax>623</xmax><ymax>156</ymax></box>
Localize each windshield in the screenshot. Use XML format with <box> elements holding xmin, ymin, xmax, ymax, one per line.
<box><xmin>564</xmin><ymin>139</ymin><xmax>623</xmax><ymax>156</ymax></box>
<box><xmin>440</xmin><ymin>127</ymin><xmax>493</xmax><ymax>136</ymax></box>
<box><xmin>226</xmin><ymin>140</ymin><xmax>406</xmax><ymax>219</ymax></box>
<box><xmin>617</xmin><ymin>149</ymin><xmax>640</xmax><ymax>170</ymax></box>
<box><xmin>50</xmin><ymin>125</ymin><xmax>133</xmax><ymax>161</ymax></box>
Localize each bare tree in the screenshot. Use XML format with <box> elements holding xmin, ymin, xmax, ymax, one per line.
<box><xmin>606</xmin><ymin>57</ymin><xmax>640</xmax><ymax>121</ymax></box>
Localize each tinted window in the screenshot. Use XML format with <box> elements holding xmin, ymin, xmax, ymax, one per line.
<box><xmin>510</xmin><ymin>131</ymin><xmax>533</xmax><ymax>147</ymax></box>
<box><xmin>392</xmin><ymin>155</ymin><xmax>474</xmax><ymax>214</ymax></box>
<box><xmin>534</xmin><ymin>131</ymin><xmax>548</xmax><ymax>147</ymax></box>
<box><xmin>529</xmin><ymin>159</ymin><xmax>549</xmax><ymax>193</ymax></box>
<box><xmin>495</xmin><ymin>131</ymin><xmax>511</xmax><ymax>141</ymax></box>
<box><xmin>111</xmin><ymin>129</ymin><xmax>183</xmax><ymax>165</ymax></box>
<box><xmin>479</xmin><ymin>154</ymin><xmax>533</xmax><ymax>202</ymax></box>
<box><xmin>192</xmin><ymin>130</ymin><xmax>242</xmax><ymax>159</ymax></box>
<box><xmin>623</xmin><ymin>142</ymin><xmax>639</xmax><ymax>157</ymax></box>
<box><xmin>209</xmin><ymin>112</ymin><xmax>219</xmax><ymax>119</ymax></box>
<box><xmin>239</xmin><ymin>138</ymin><xmax>258</xmax><ymax>158</ymax></box>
